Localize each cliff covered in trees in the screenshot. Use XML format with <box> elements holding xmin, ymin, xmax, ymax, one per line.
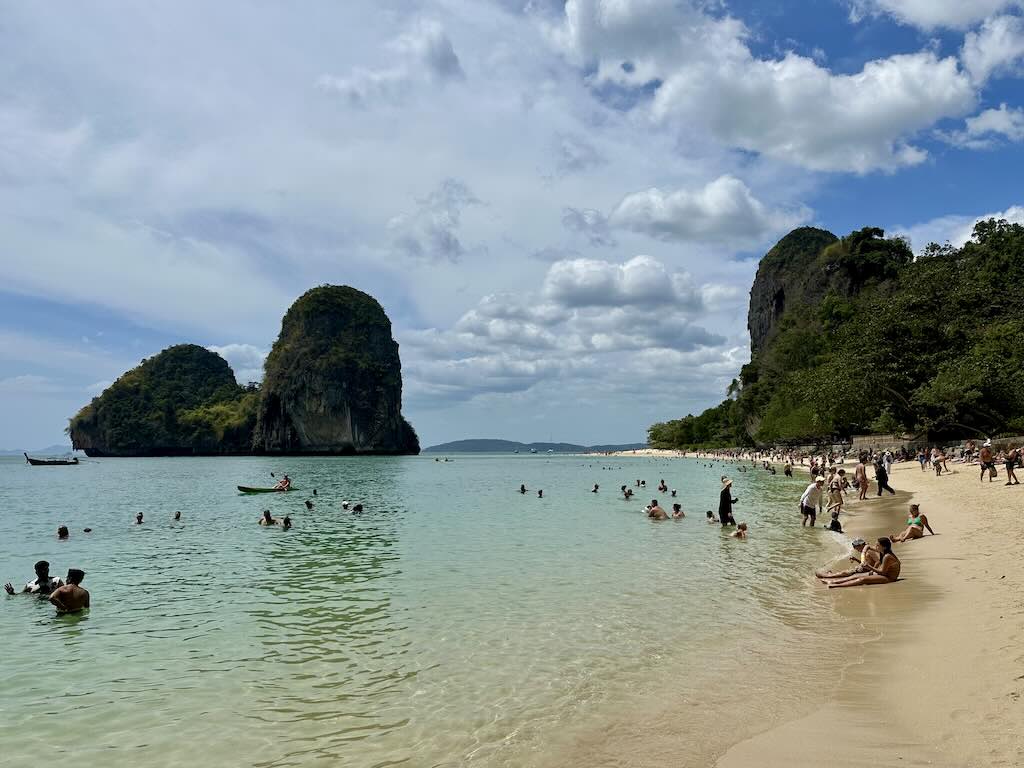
<box><xmin>253</xmin><ymin>286</ymin><xmax>419</xmax><ymax>455</ymax></box>
<box><xmin>68</xmin><ymin>345</ymin><xmax>258</xmax><ymax>456</ymax></box>
<box><xmin>68</xmin><ymin>287</ymin><xmax>419</xmax><ymax>456</ymax></box>
<box><xmin>648</xmin><ymin>220</ymin><xmax>1024</xmax><ymax>448</ymax></box>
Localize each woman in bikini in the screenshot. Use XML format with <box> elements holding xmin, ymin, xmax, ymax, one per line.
<box><xmin>826</xmin><ymin>537</ymin><xmax>901</xmax><ymax>588</ymax></box>
<box><xmin>891</xmin><ymin>504</ymin><xmax>936</xmax><ymax>542</ymax></box>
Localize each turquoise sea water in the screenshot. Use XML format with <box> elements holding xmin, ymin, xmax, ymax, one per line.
<box><xmin>0</xmin><ymin>455</ymin><xmax>858</xmax><ymax>767</ymax></box>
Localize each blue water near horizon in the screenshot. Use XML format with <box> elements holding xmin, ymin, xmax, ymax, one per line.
<box><xmin>0</xmin><ymin>454</ymin><xmax>857</xmax><ymax>768</ymax></box>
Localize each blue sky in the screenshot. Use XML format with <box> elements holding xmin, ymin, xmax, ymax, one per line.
<box><xmin>1</xmin><ymin>0</ymin><xmax>1023</xmax><ymax>449</ymax></box>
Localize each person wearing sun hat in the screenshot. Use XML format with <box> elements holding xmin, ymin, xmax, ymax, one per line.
<box><xmin>718</xmin><ymin>476</ymin><xmax>737</xmax><ymax>526</ymax></box>
<box><xmin>815</xmin><ymin>538</ymin><xmax>880</xmax><ymax>581</ymax></box>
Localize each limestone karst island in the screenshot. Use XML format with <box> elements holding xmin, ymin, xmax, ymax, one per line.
<box><xmin>67</xmin><ymin>286</ymin><xmax>420</xmax><ymax>456</ymax></box>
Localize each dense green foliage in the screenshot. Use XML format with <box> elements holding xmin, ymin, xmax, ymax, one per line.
<box><xmin>68</xmin><ymin>345</ymin><xmax>257</xmax><ymax>455</ymax></box>
<box><xmin>254</xmin><ymin>285</ymin><xmax>420</xmax><ymax>454</ymax></box>
<box><xmin>649</xmin><ymin>220</ymin><xmax>1024</xmax><ymax>448</ymax></box>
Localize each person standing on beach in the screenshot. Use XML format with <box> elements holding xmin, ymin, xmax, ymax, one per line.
<box><xmin>800</xmin><ymin>477</ymin><xmax>824</xmax><ymax>526</ymax></box>
<box><xmin>979</xmin><ymin>442</ymin><xmax>996</xmax><ymax>482</ymax></box>
<box><xmin>1004</xmin><ymin>445</ymin><xmax>1020</xmax><ymax>486</ymax></box>
<box><xmin>874</xmin><ymin>459</ymin><xmax>895</xmax><ymax>496</ymax></box>
<box><xmin>48</xmin><ymin>569</ymin><xmax>89</xmax><ymax>613</ymax></box>
<box><xmin>855</xmin><ymin>455</ymin><xmax>870</xmax><ymax>500</ymax></box>
<box><xmin>718</xmin><ymin>478</ymin><xmax>737</xmax><ymax>526</ymax></box>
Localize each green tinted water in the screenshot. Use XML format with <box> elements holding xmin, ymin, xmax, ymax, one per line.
<box><xmin>0</xmin><ymin>455</ymin><xmax>855</xmax><ymax>767</ymax></box>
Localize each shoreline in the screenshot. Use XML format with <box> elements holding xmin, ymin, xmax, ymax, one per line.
<box><xmin>714</xmin><ymin>460</ymin><xmax>1023</xmax><ymax>767</ymax></box>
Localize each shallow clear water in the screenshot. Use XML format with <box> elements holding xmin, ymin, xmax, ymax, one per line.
<box><xmin>0</xmin><ymin>455</ymin><xmax>855</xmax><ymax>767</ymax></box>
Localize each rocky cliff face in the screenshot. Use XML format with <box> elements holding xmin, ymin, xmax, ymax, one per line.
<box><xmin>68</xmin><ymin>344</ymin><xmax>255</xmax><ymax>456</ymax></box>
<box><xmin>747</xmin><ymin>227</ymin><xmax>839</xmax><ymax>355</ymax></box>
<box><xmin>253</xmin><ymin>286</ymin><xmax>420</xmax><ymax>455</ymax></box>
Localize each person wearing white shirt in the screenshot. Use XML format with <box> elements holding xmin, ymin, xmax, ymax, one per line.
<box><xmin>800</xmin><ymin>477</ymin><xmax>825</xmax><ymax>527</ymax></box>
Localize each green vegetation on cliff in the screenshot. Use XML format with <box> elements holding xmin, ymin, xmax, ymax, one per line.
<box><xmin>253</xmin><ymin>285</ymin><xmax>420</xmax><ymax>455</ymax></box>
<box><xmin>67</xmin><ymin>286</ymin><xmax>421</xmax><ymax>457</ymax></box>
<box><xmin>68</xmin><ymin>345</ymin><xmax>256</xmax><ymax>456</ymax></box>
<box><xmin>649</xmin><ymin>219</ymin><xmax>1024</xmax><ymax>448</ymax></box>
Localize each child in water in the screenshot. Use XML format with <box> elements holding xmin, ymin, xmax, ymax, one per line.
<box><xmin>826</xmin><ymin>510</ymin><xmax>843</xmax><ymax>533</ymax></box>
<box><xmin>731</xmin><ymin>523</ymin><xmax>749</xmax><ymax>539</ymax></box>
<box><xmin>706</xmin><ymin>510</ymin><xmax>716</xmax><ymax>524</ymax></box>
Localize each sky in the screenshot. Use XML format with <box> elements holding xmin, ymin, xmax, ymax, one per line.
<box><xmin>2</xmin><ymin>0</ymin><xmax>1023</xmax><ymax>449</ymax></box>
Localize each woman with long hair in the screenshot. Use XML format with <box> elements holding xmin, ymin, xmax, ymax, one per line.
<box><xmin>891</xmin><ymin>504</ymin><xmax>936</xmax><ymax>542</ymax></box>
<box><xmin>826</xmin><ymin>537</ymin><xmax>901</xmax><ymax>588</ymax></box>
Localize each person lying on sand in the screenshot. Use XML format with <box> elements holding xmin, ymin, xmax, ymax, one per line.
<box><xmin>816</xmin><ymin>538</ymin><xmax>880</xmax><ymax>580</ymax></box>
<box><xmin>259</xmin><ymin>510</ymin><xmax>279</xmax><ymax>526</ymax></box>
<box><xmin>891</xmin><ymin>504</ymin><xmax>936</xmax><ymax>542</ymax></box>
<box><xmin>827</xmin><ymin>538</ymin><xmax>901</xmax><ymax>588</ymax></box>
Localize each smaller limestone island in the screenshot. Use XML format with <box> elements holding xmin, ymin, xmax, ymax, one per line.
<box><xmin>68</xmin><ymin>286</ymin><xmax>420</xmax><ymax>457</ymax></box>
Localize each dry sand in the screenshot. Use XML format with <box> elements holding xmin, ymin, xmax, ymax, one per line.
<box><xmin>714</xmin><ymin>460</ymin><xmax>1024</xmax><ymax>768</ymax></box>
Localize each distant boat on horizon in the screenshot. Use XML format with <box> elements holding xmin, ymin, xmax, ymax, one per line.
<box><xmin>24</xmin><ymin>452</ymin><xmax>78</xmax><ymax>466</ymax></box>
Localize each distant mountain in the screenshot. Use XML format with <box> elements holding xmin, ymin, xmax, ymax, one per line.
<box><xmin>423</xmin><ymin>439</ymin><xmax>647</xmax><ymax>453</ymax></box>
<box><xmin>0</xmin><ymin>444</ymin><xmax>76</xmax><ymax>457</ymax></box>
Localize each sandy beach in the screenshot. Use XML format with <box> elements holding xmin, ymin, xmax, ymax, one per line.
<box><xmin>710</xmin><ymin>459</ymin><xmax>1024</xmax><ymax>768</ymax></box>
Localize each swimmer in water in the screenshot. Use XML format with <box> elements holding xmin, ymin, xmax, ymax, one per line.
<box><xmin>520</xmin><ymin>484</ymin><xmax>527</xmax><ymax>494</ymax></box>
<box><xmin>537</xmin><ymin>490</ymin><xmax>543</xmax><ymax>499</ymax></box>
<box><xmin>592</xmin><ymin>484</ymin><xmax>599</xmax><ymax>493</ymax></box>
<box><xmin>304</xmin><ymin>499</ymin><xmax>313</xmax><ymax>510</ymax></box>
<box><xmin>352</xmin><ymin>504</ymin><xmax>364</xmax><ymax>513</ymax></box>
<box><xmin>672</xmin><ymin>503</ymin><xmax>684</xmax><ymax>518</ymax></box>
<box><xmin>731</xmin><ymin>522</ymin><xmax>748</xmax><ymax>539</ymax></box>
<box><xmin>706</xmin><ymin>510</ymin><xmax>716</xmax><ymax>524</ymax></box>
<box><xmin>283</xmin><ymin>515</ymin><xmax>292</xmax><ymax>530</ymax></box>
<box><xmin>135</xmin><ymin>512</ymin><xmax>144</xmax><ymax>525</ymax></box>
<box><xmin>5</xmin><ymin>560</ymin><xmax>63</xmax><ymax>596</ymax></box>
<box><xmin>49</xmin><ymin>569</ymin><xmax>89</xmax><ymax>614</ymax></box>
<box><xmin>647</xmin><ymin>499</ymin><xmax>668</xmax><ymax>520</ymax></box>
<box><xmin>259</xmin><ymin>510</ymin><xmax>279</xmax><ymax>526</ymax></box>
<box><xmin>57</xmin><ymin>525</ymin><xmax>69</xmax><ymax>539</ymax></box>
<box><xmin>174</xmin><ymin>511</ymin><xmax>181</xmax><ymax>521</ymax></box>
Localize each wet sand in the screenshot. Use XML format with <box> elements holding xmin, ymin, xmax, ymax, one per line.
<box><xmin>716</xmin><ymin>460</ymin><xmax>1024</xmax><ymax>767</ymax></box>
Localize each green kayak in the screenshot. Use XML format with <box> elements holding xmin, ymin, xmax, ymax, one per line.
<box><xmin>237</xmin><ymin>486</ymin><xmax>295</xmax><ymax>493</ymax></box>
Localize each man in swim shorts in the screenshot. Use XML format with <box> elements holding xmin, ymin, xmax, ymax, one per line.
<box><xmin>800</xmin><ymin>477</ymin><xmax>825</xmax><ymax>527</ymax></box>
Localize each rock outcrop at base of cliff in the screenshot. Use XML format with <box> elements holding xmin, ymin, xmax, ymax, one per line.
<box><xmin>252</xmin><ymin>286</ymin><xmax>420</xmax><ymax>455</ymax></box>
<box><xmin>68</xmin><ymin>344</ymin><xmax>257</xmax><ymax>456</ymax></box>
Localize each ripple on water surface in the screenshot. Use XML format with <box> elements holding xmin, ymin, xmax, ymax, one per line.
<box><xmin>0</xmin><ymin>455</ymin><xmax>859</xmax><ymax>767</ymax></box>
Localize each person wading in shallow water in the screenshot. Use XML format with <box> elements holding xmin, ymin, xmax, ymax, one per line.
<box><xmin>49</xmin><ymin>569</ymin><xmax>90</xmax><ymax>613</ymax></box>
<box><xmin>4</xmin><ymin>560</ymin><xmax>63</xmax><ymax>596</ymax></box>
<box><xmin>718</xmin><ymin>477</ymin><xmax>737</xmax><ymax>526</ymax></box>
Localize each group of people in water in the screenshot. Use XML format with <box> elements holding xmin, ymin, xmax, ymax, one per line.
<box><xmin>4</xmin><ymin>560</ymin><xmax>90</xmax><ymax>613</ymax></box>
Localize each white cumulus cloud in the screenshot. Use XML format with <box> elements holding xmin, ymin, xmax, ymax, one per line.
<box><xmin>848</xmin><ymin>0</ymin><xmax>1021</xmax><ymax>30</ymax></box>
<box><xmin>608</xmin><ymin>175</ymin><xmax>810</xmax><ymax>244</ymax></box>
<box><xmin>961</xmin><ymin>14</ymin><xmax>1024</xmax><ymax>83</ymax></box>
<box><xmin>894</xmin><ymin>205</ymin><xmax>1024</xmax><ymax>252</ymax></box>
